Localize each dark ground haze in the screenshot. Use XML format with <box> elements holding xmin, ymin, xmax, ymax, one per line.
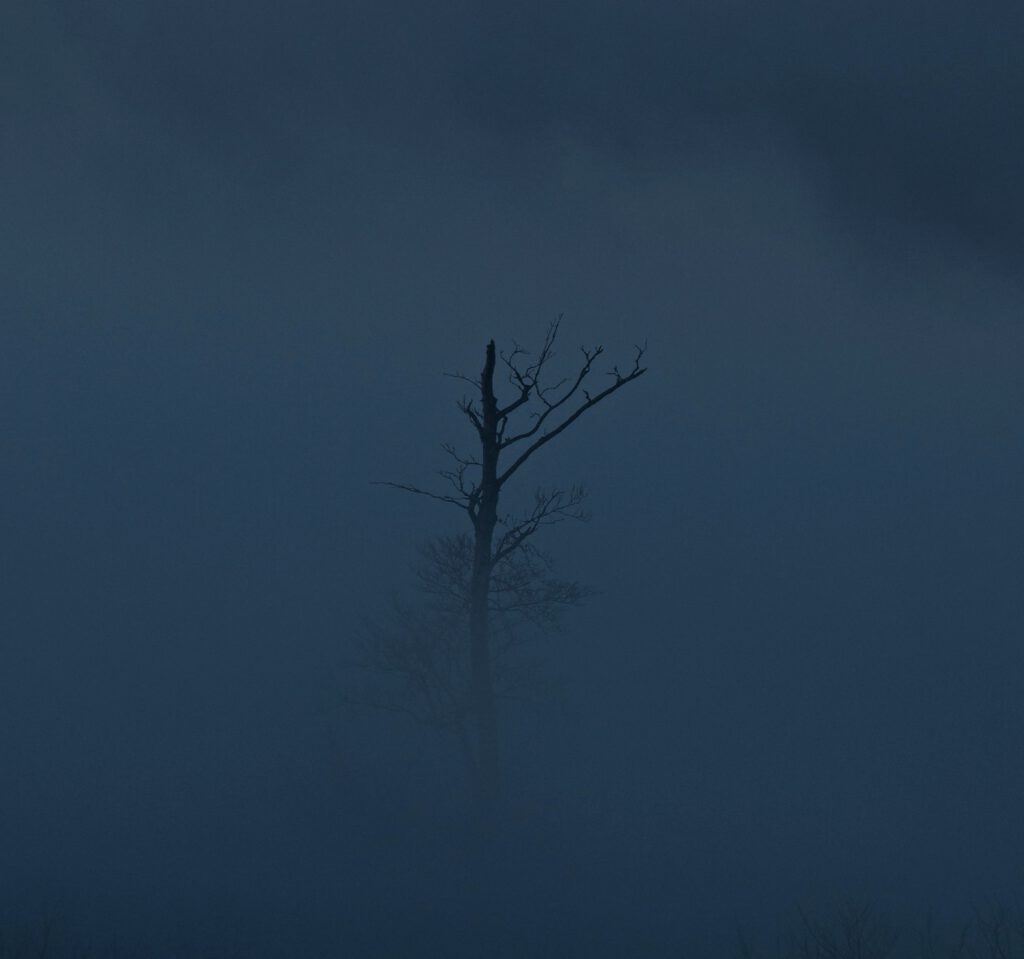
<box><xmin>3</xmin><ymin>1</ymin><xmax>1024</xmax><ymax>955</ymax></box>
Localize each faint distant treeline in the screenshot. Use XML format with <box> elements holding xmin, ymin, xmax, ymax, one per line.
<box><xmin>2</xmin><ymin>897</ymin><xmax>1023</xmax><ymax>958</ymax></box>
<box><xmin>737</xmin><ymin>899</ymin><xmax>1024</xmax><ymax>959</ymax></box>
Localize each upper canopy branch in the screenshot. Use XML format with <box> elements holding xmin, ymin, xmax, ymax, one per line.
<box><xmin>375</xmin><ymin>318</ymin><xmax>646</xmax><ymax>534</ymax></box>
<box><xmin>496</xmin><ymin>317</ymin><xmax>561</xmax><ymax>421</ymax></box>
<box><xmin>499</xmin><ymin>343</ymin><xmax>603</xmax><ymax>450</ymax></box>
<box><xmin>496</xmin><ymin>337</ymin><xmax>647</xmax><ymax>488</ymax></box>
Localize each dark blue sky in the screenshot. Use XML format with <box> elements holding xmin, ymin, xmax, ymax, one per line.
<box><xmin>2</xmin><ymin>2</ymin><xmax>1023</xmax><ymax>955</ymax></box>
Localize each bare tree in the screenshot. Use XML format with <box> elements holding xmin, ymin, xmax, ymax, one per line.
<box><xmin>374</xmin><ymin>317</ymin><xmax>647</xmax><ymax>813</ymax></box>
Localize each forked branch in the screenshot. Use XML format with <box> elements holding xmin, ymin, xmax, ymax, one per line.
<box><xmin>497</xmin><ymin>338</ymin><xmax>646</xmax><ymax>487</ymax></box>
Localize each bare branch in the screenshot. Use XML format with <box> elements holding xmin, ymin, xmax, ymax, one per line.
<box><xmin>443</xmin><ymin>370</ymin><xmax>481</xmax><ymax>389</ymax></box>
<box><xmin>456</xmin><ymin>397</ymin><xmax>484</xmax><ymax>433</ymax></box>
<box><xmin>492</xmin><ymin>485</ymin><xmax>589</xmax><ymax>565</ymax></box>
<box><xmin>371</xmin><ymin>480</ymin><xmax>470</xmax><ymax>512</ymax></box>
<box><xmin>499</xmin><ymin>344</ymin><xmax>603</xmax><ymax>449</ymax></box>
<box><xmin>441</xmin><ymin>442</ymin><xmax>481</xmax><ymax>469</ymax></box>
<box><xmin>496</xmin><ymin>317</ymin><xmax>562</xmax><ymax>420</ymax></box>
<box><xmin>497</xmin><ymin>342</ymin><xmax>647</xmax><ymax>487</ymax></box>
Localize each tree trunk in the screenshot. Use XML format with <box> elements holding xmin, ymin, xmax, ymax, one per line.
<box><xmin>469</xmin><ymin>341</ymin><xmax>501</xmax><ymax>815</ymax></box>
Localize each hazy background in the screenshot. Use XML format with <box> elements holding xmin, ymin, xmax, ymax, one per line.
<box><xmin>2</xmin><ymin>1</ymin><xmax>1023</xmax><ymax>954</ymax></box>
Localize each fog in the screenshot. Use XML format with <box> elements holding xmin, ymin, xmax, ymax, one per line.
<box><xmin>2</xmin><ymin>1</ymin><xmax>1023</xmax><ymax>955</ymax></box>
